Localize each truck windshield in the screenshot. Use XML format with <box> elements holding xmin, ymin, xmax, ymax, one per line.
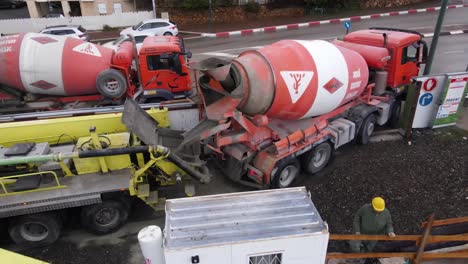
<box><xmin>147</xmin><ymin>54</ymin><xmax>181</xmax><ymax>73</ymax></box>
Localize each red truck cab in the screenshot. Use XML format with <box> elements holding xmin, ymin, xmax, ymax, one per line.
<box><xmin>138</xmin><ymin>36</ymin><xmax>192</xmax><ymax>101</ymax></box>
<box><xmin>343</xmin><ymin>28</ymin><xmax>427</xmax><ymax>89</ymax></box>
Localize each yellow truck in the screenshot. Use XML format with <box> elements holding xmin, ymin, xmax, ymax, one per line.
<box><xmin>0</xmin><ymin>248</ymin><xmax>48</xmax><ymax>264</ymax></box>
<box><xmin>0</xmin><ymin>100</ymin><xmax>209</xmax><ymax>247</ymax></box>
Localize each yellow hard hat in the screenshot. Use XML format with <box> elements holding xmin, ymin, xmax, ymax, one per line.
<box><xmin>372</xmin><ymin>197</ymin><xmax>385</xmax><ymax>212</ymax></box>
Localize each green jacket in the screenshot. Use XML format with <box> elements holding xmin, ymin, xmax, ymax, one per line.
<box><xmin>353</xmin><ymin>204</ymin><xmax>394</xmax><ymax>235</ymax></box>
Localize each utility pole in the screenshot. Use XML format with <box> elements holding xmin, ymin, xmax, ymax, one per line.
<box><xmin>423</xmin><ymin>0</ymin><xmax>448</xmax><ymax>75</ymax></box>
<box><xmin>152</xmin><ymin>0</ymin><xmax>157</xmax><ymax>18</ymax></box>
<box><xmin>208</xmin><ymin>0</ymin><xmax>213</xmax><ymax>32</ymax></box>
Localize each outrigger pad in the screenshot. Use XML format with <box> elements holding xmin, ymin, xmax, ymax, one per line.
<box><xmin>12</xmin><ymin>175</ymin><xmax>42</xmax><ymax>192</ymax></box>
<box><xmin>4</xmin><ymin>143</ymin><xmax>36</xmax><ymax>157</ymax></box>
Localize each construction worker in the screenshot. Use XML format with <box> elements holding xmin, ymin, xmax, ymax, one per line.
<box><xmin>350</xmin><ymin>197</ymin><xmax>395</xmax><ymax>253</ymax></box>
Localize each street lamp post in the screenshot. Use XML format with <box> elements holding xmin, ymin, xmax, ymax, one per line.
<box><xmin>152</xmin><ymin>0</ymin><xmax>157</xmax><ymax>18</ymax></box>
<box><xmin>423</xmin><ymin>0</ymin><xmax>448</xmax><ymax>75</ymax></box>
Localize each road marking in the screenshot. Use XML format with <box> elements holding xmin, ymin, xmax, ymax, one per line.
<box><xmin>444</xmin><ymin>24</ymin><xmax>466</xmax><ymax>27</ymax></box>
<box><xmin>200</xmin><ymin>52</ymin><xmax>237</xmax><ymax>58</ymax></box>
<box><xmin>449</xmin><ymin>30</ymin><xmax>464</xmax><ymax>34</ymax></box>
<box><xmin>409</xmin><ymin>26</ymin><xmax>432</xmax><ymax>30</ymax></box>
<box><xmin>444</xmin><ymin>50</ymin><xmax>464</xmax><ymax>54</ymax></box>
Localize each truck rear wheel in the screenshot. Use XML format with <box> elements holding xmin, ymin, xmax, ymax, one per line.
<box><xmin>96</xmin><ymin>69</ymin><xmax>127</xmax><ymax>99</ymax></box>
<box><xmin>272</xmin><ymin>159</ymin><xmax>301</xmax><ymax>188</ymax></box>
<box><xmin>387</xmin><ymin>100</ymin><xmax>401</xmax><ymax>128</ymax></box>
<box><xmin>81</xmin><ymin>200</ymin><xmax>129</xmax><ymax>235</ymax></box>
<box><xmin>357</xmin><ymin>114</ymin><xmax>376</xmax><ymax>145</ymax></box>
<box><xmin>302</xmin><ymin>142</ymin><xmax>333</xmax><ymax>174</ymax></box>
<box><xmin>8</xmin><ymin>213</ymin><xmax>62</xmax><ymax>246</ymax></box>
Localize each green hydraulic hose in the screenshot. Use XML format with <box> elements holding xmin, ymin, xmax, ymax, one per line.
<box><xmin>0</xmin><ymin>152</ymin><xmax>79</xmax><ymax>166</ymax></box>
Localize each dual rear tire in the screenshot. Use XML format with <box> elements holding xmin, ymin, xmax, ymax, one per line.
<box><xmin>272</xmin><ymin>141</ymin><xmax>333</xmax><ymax>188</ymax></box>
<box><xmin>8</xmin><ymin>199</ymin><xmax>130</xmax><ymax>246</ymax></box>
<box><xmin>8</xmin><ymin>213</ymin><xmax>62</xmax><ymax>246</ymax></box>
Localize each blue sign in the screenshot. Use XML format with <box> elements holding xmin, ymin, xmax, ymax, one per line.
<box><xmin>344</xmin><ymin>21</ymin><xmax>351</xmax><ymax>29</ymax></box>
<box><xmin>419</xmin><ymin>93</ymin><xmax>433</xmax><ymax>106</ymax></box>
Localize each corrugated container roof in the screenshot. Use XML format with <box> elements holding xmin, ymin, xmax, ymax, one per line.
<box><xmin>165</xmin><ymin>187</ymin><xmax>327</xmax><ymax>249</ymax></box>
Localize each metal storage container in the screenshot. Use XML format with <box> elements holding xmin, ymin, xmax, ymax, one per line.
<box><xmin>164</xmin><ymin>187</ymin><xmax>329</xmax><ymax>264</ymax></box>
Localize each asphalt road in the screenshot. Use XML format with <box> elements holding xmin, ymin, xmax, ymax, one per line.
<box><xmin>187</xmin><ymin>7</ymin><xmax>468</xmax><ymax>74</ymax></box>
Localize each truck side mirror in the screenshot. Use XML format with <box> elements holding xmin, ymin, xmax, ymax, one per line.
<box><xmin>186</xmin><ymin>51</ymin><xmax>192</xmax><ymax>59</ymax></box>
<box><xmin>422</xmin><ymin>45</ymin><xmax>428</xmax><ymax>63</ymax></box>
<box><xmin>418</xmin><ymin>40</ymin><xmax>428</xmax><ymax>64</ymax></box>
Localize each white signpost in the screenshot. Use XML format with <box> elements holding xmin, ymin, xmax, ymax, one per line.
<box><xmin>411</xmin><ymin>72</ymin><xmax>468</xmax><ymax>129</ymax></box>
<box><xmin>412</xmin><ymin>75</ymin><xmax>446</xmax><ymax>128</ymax></box>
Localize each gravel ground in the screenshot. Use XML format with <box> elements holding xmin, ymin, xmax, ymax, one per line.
<box><xmin>306</xmin><ymin>129</ymin><xmax>467</xmax><ymax>236</ymax></box>
<box><xmin>6</xmin><ymin>125</ymin><xmax>466</xmax><ymax>263</ymax></box>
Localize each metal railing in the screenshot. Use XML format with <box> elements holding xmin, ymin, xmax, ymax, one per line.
<box><xmin>0</xmin><ymin>171</ymin><xmax>66</xmax><ymax>197</ymax></box>
<box><xmin>327</xmin><ymin>215</ymin><xmax>468</xmax><ymax>263</ymax></box>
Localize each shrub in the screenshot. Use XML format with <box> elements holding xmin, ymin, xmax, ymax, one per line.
<box><xmin>244</xmin><ymin>1</ymin><xmax>260</xmax><ymax>14</ymax></box>
<box><xmin>182</xmin><ymin>0</ymin><xmax>210</xmax><ymax>9</ymax></box>
<box><xmin>102</xmin><ymin>24</ymin><xmax>113</xmax><ymax>31</ymax></box>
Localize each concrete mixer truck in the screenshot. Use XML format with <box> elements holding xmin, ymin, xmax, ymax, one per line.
<box><xmin>163</xmin><ymin>27</ymin><xmax>427</xmax><ymax>189</ymax></box>
<box><xmin>0</xmin><ymin>33</ymin><xmax>192</xmax><ymax>114</ymax></box>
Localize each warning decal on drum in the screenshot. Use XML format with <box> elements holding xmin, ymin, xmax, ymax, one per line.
<box><xmin>280</xmin><ymin>71</ymin><xmax>314</xmax><ymax>104</ymax></box>
<box><xmin>72</xmin><ymin>43</ymin><xmax>102</xmax><ymax>57</ymax></box>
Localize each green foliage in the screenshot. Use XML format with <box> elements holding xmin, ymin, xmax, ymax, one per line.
<box><xmin>304</xmin><ymin>0</ymin><xmax>328</xmax><ymax>8</ymax></box>
<box><xmin>244</xmin><ymin>1</ymin><xmax>260</xmax><ymax>14</ymax></box>
<box><xmin>304</xmin><ymin>0</ymin><xmax>353</xmax><ymax>8</ymax></box>
<box><xmin>266</xmin><ymin>0</ymin><xmax>303</xmax><ymax>9</ymax></box>
<box><xmin>216</xmin><ymin>0</ymin><xmax>234</xmax><ymax>7</ymax></box>
<box><xmin>182</xmin><ymin>0</ymin><xmax>210</xmax><ymax>10</ymax></box>
<box><xmin>102</xmin><ymin>24</ymin><xmax>114</xmax><ymax>31</ymax></box>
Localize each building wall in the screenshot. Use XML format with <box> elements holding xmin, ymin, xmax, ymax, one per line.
<box><xmin>79</xmin><ymin>1</ymin><xmax>96</xmax><ymax>16</ymax></box>
<box><xmin>24</xmin><ymin>0</ymin><xmax>137</xmax><ymax>18</ymax></box>
<box><xmin>0</xmin><ymin>11</ymin><xmax>154</xmax><ymax>34</ymax></box>
<box><xmin>80</xmin><ymin>0</ymin><xmax>135</xmax><ymax>16</ymax></box>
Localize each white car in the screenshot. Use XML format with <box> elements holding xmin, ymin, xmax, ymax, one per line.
<box><xmin>120</xmin><ymin>19</ymin><xmax>178</xmax><ymax>37</ymax></box>
<box><xmin>102</xmin><ymin>33</ymin><xmax>151</xmax><ymax>53</ymax></box>
<box><xmin>40</xmin><ymin>25</ymin><xmax>89</xmax><ymax>41</ymax></box>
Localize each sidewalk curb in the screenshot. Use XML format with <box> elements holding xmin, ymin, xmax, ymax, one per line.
<box><xmin>201</xmin><ymin>4</ymin><xmax>468</xmax><ymax>38</ymax></box>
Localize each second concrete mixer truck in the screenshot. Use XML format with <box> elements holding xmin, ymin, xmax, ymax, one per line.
<box><xmin>159</xmin><ymin>27</ymin><xmax>427</xmax><ymax>189</ymax></box>
<box><xmin>0</xmin><ymin>33</ymin><xmax>192</xmax><ymax>113</ymax></box>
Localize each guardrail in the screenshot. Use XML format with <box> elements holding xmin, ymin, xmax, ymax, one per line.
<box><xmin>327</xmin><ymin>215</ymin><xmax>468</xmax><ymax>263</ymax></box>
